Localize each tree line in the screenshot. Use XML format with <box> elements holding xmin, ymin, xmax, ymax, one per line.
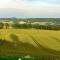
<box><xmin>0</xmin><ymin>22</ymin><xmax>60</xmax><ymax>30</ymax></box>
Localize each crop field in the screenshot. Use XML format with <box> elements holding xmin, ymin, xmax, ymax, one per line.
<box><xmin>0</xmin><ymin>29</ymin><xmax>60</xmax><ymax>56</ymax></box>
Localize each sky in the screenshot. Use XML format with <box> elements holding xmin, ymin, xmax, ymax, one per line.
<box><xmin>0</xmin><ymin>0</ymin><xmax>60</xmax><ymax>18</ymax></box>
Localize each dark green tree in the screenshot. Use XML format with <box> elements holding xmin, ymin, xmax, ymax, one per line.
<box><xmin>0</xmin><ymin>23</ymin><xmax>4</xmax><ymax>29</ymax></box>
<box><xmin>12</xmin><ymin>22</ymin><xmax>20</xmax><ymax>29</ymax></box>
<box><xmin>5</xmin><ymin>23</ymin><xmax>9</xmax><ymax>29</ymax></box>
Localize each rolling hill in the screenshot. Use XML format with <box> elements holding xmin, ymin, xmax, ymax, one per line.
<box><xmin>0</xmin><ymin>29</ymin><xmax>60</xmax><ymax>56</ymax></box>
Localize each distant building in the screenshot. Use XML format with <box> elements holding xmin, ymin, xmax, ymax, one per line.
<box><xmin>19</xmin><ymin>21</ymin><xmax>26</xmax><ymax>24</ymax></box>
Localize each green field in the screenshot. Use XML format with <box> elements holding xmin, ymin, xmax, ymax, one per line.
<box><xmin>0</xmin><ymin>29</ymin><xmax>60</xmax><ymax>56</ymax></box>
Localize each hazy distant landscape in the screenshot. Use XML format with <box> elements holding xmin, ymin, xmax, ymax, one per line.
<box><xmin>0</xmin><ymin>18</ymin><xmax>60</xmax><ymax>22</ymax></box>
<box><xmin>0</xmin><ymin>18</ymin><xmax>60</xmax><ymax>30</ymax></box>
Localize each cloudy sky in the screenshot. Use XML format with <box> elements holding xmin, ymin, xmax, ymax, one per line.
<box><xmin>0</xmin><ymin>0</ymin><xmax>60</xmax><ymax>18</ymax></box>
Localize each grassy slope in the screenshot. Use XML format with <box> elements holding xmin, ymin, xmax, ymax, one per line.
<box><xmin>0</xmin><ymin>29</ymin><xmax>60</xmax><ymax>56</ymax></box>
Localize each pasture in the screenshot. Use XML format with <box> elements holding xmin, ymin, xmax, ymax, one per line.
<box><xmin>0</xmin><ymin>29</ymin><xmax>60</xmax><ymax>56</ymax></box>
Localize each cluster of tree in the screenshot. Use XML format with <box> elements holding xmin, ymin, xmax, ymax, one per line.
<box><xmin>0</xmin><ymin>23</ymin><xmax>9</xmax><ymax>29</ymax></box>
<box><xmin>0</xmin><ymin>22</ymin><xmax>60</xmax><ymax>30</ymax></box>
<box><xmin>36</xmin><ymin>25</ymin><xmax>60</xmax><ymax>30</ymax></box>
<box><xmin>12</xmin><ymin>23</ymin><xmax>60</xmax><ymax>30</ymax></box>
<box><xmin>12</xmin><ymin>22</ymin><xmax>32</xmax><ymax>29</ymax></box>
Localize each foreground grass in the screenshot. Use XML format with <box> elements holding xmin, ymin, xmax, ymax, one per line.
<box><xmin>0</xmin><ymin>29</ymin><xmax>60</xmax><ymax>56</ymax></box>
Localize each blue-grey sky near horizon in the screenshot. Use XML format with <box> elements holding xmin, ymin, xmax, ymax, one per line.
<box><xmin>0</xmin><ymin>0</ymin><xmax>60</xmax><ymax>18</ymax></box>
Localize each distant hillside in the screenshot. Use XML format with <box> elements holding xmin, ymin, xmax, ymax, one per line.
<box><xmin>0</xmin><ymin>18</ymin><xmax>60</xmax><ymax>23</ymax></box>
<box><xmin>28</xmin><ymin>18</ymin><xmax>60</xmax><ymax>23</ymax></box>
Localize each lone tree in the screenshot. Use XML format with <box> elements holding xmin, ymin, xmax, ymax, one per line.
<box><xmin>5</xmin><ymin>23</ymin><xmax>9</xmax><ymax>29</ymax></box>
<box><xmin>0</xmin><ymin>23</ymin><xmax>4</xmax><ymax>29</ymax></box>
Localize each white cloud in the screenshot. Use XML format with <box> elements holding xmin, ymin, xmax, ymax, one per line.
<box><xmin>0</xmin><ymin>0</ymin><xmax>60</xmax><ymax>18</ymax></box>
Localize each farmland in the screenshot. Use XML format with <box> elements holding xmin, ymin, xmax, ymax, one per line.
<box><xmin>0</xmin><ymin>29</ymin><xmax>60</xmax><ymax>56</ymax></box>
